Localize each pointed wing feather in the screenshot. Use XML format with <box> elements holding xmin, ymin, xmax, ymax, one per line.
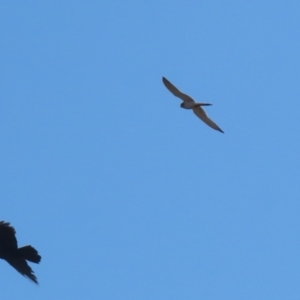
<box><xmin>162</xmin><ymin>77</ymin><xmax>195</xmax><ymax>103</ymax></box>
<box><xmin>7</xmin><ymin>258</ymin><xmax>38</xmax><ymax>284</ymax></box>
<box><xmin>193</xmin><ymin>107</ymin><xmax>224</xmax><ymax>133</ymax></box>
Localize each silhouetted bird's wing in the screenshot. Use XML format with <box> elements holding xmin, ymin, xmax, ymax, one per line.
<box><xmin>193</xmin><ymin>106</ymin><xmax>224</xmax><ymax>133</ymax></box>
<box><xmin>162</xmin><ymin>77</ymin><xmax>195</xmax><ymax>103</ymax></box>
<box><xmin>7</xmin><ymin>257</ymin><xmax>38</xmax><ymax>284</ymax></box>
<box><xmin>0</xmin><ymin>221</ymin><xmax>18</xmax><ymax>252</ymax></box>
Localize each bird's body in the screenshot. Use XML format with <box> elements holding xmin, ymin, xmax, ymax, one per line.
<box><xmin>162</xmin><ymin>77</ymin><xmax>224</xmax><ymax>133</ymax></box>
<box><xmin>180</xmin><ymin>101</ymin><xmax>200</xmax><ymax>109</ymax></box>
<box><xmin>0</xmin><ymin>221</ymin><xmax>41</xmax><ymax>284</ymax></box>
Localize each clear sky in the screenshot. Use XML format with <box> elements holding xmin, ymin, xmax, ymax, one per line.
<box><xmin>1</xmin><ymin>1</ymin><xmax>300</xmax><ymax>299</ymax></box>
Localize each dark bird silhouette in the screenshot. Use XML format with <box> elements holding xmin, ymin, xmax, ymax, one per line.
<box><xmin>0</xmin><ymin>221</ymin><xmax>41</xmax><ymax>284</ymax></box>
<box><xmin>162</xmin><ymin>77</ymin><xmax>224</xmax><ymax>133</ymax></box>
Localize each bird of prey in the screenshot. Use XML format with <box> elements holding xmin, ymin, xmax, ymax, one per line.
<box><xmin>0</xmin><ymin>221</ymin><xmax>41</xmax><ymax>284</ymax></box>
<box><xmin>162</xmin><ymin>77</ymin><xmax>224</xmax><ymax>133</ymax></box>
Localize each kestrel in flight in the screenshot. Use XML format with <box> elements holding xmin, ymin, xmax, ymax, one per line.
<box><xmin>162</xmin><ymin>77</ymin><xmax>224</xmax><ymax>133</ymax></box>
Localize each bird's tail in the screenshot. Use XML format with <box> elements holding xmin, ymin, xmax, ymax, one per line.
<box><xmin>199</xmin><ymin>103</ymin><xmax>212</xmax><ymax>106</ymax></box>
<box><xmin>18</xmin><ymin>245</ymin><xmax>41</xmax><ymax>263</ymax></box>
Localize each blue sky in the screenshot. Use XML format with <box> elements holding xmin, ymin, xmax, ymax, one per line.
<box><xmin>1</xmin><ymin>1</ymin><xmax>300</xmax><ymax>299</ymax></box>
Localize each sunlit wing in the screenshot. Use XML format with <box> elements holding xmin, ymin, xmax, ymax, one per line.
<box><xmin>162</xmin><ymin>77</ymin><xmax>195</xmax><ymax>103</ymax></box>
<box><xmin>193</xmin><ymin>106</ymin><xmax>224</xmax><ymax>133</ymax></box>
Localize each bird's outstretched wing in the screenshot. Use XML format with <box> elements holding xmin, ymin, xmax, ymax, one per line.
<box><xmin>193</xmin><ymin>107</ymin><xmax>224</xmax><ymax>133</ymax></box>
<box><xmin>7</xmin><ymin>257</ymin><xmax>38</xmax><ymax>284</ymax></box>
<box><xmin>0</xmin><ymin>221</ymin><xmax>18</xmax><ymax>250</ymax></box>
<box><xmin>162</xmin><ymin>77</ymin><xmax>195</xmax><ymax>103</ymax></box>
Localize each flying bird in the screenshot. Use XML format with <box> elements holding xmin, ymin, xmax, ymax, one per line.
<box><xmin>0</xmin><ymin>221</ymin><xmax>41</xmax><ymax>284</ymax></box>
<box><xmin>162</xmin><ymin>77</ymin><xmax>224</xmax><ymax>133</ymax></box>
